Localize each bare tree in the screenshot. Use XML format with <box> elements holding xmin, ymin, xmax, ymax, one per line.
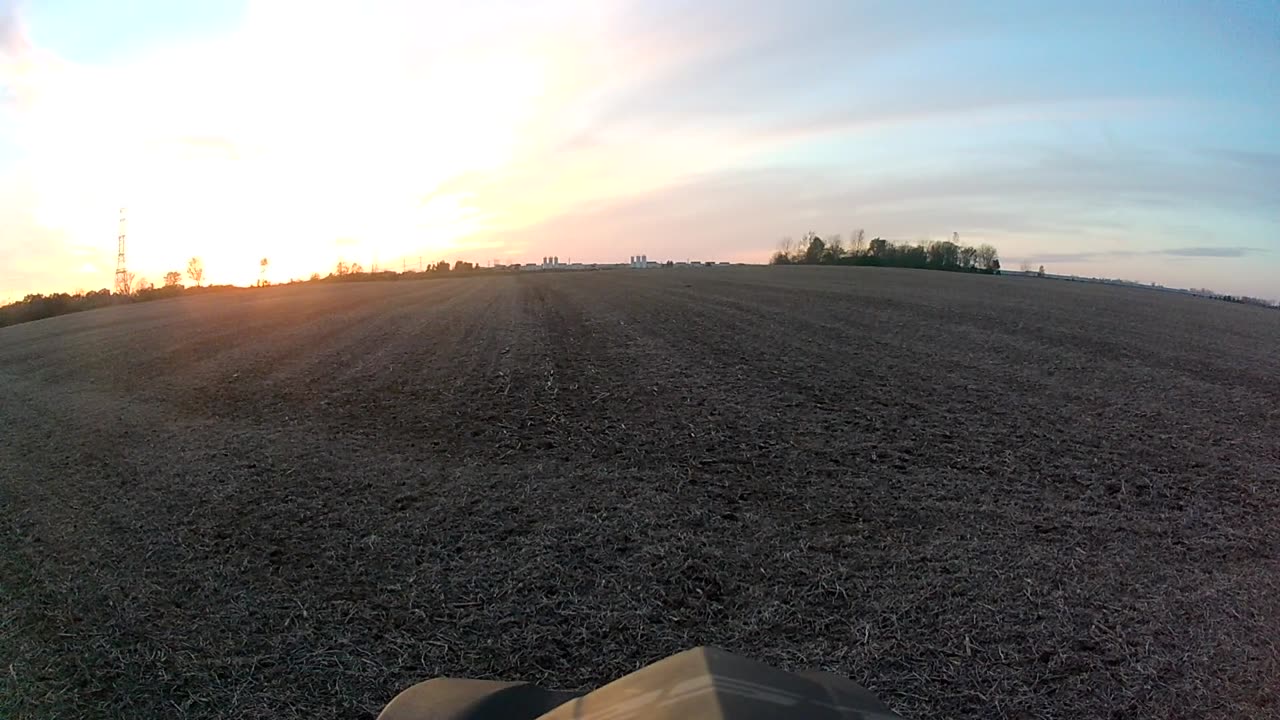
<box><xmin>163</xmin><ymin>271</ymin><xmax>182</xmax><ymax>288</ymax></box>
<box><xmin>187</xmin><ymin>258</ymin><xmax>204</xmax><ymax>287</ymax></box>
<box><xmin>801</xmin><ymin>232</ymin><xmax>826</xmax><ymax>264</ymax></box>
<box><xmin>975</xmin><ymin>244</ymin><xmax>999</xmax><ymax>271</ymax></box>
<box><xmin>850</xmin><ymin>229</ymin><xmax>866</xmax><ymax>255</ymax></box>
<box><xmin>134</xmin><ymin>277</ymin><xmax>153</xmax><ymax>293</ymax></box>
<box><xmin>927</xmin><ymin>240</ymin><xmax>960</xmax><ymax>268</ymax></box>
<box><xmin>118</xmin><ymin>271</ymin><xmax>135</xmax><ymax>295</ymax></box>
<box><xmin>259</xmin><ymin>257</ymin><xmax>269</xmax><ymax>287</ymax></box>
<box><xmin>823</xmin><ymin>233</ymin><xmax>846</xmax><ymax>263</ymax></box>
<box><xmin>772</xmin><ymin>237</ymin><xmax>796</xmax><ymax>265</ymax></box>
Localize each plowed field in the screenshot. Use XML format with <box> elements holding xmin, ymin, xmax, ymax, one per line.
<box><xmin>3</xmin><ymin>267</ymin><xmax>1277</xmax><ymax>719</ymax></box>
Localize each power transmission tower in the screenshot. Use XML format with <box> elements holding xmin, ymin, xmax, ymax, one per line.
<box><xmin>114</xmin><ymin>208</ymin><xmax>128</xmax><ymax>295</ymax></box>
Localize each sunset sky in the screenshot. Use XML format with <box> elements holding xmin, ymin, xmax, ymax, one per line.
<box><xmin>1</xmin><ymin>0</ymin><xmax>1277</xmax><ymax>299</ymax></box>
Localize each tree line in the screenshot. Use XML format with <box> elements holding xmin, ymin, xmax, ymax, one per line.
<box><xmin>323</xmin><ymin>258</ymin><xmax>480</xmax><ymax>281</ymax></box>
<box><xmin>0</xmin><ymin>283</ymin><xmax>221</xmax><ymax>329</ymax></box>
<box><xmin>0</xmin><ymin>257</ymin><xmax>501</xmax><ymax>329</ymax></box>
<box><xmin>771</xmin><ymin>230</ymin><xmax>1001</xmax><ymax>274</ymax></box>
<box><xmin>0</xmin><ymin>257</ymin><xmax>208</xmax><ymax>329</ymax></box>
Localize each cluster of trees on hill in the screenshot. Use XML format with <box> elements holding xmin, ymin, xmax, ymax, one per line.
<box><xmin>771</xmin><ymin>231</ymin><xmax>1001</xmax><ymax>274</ymax></box>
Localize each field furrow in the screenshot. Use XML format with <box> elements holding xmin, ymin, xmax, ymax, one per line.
<box><xmin>2</xmin><ymin>267</ymin><xmax>1277</xmax><ymax>719</ymax></box>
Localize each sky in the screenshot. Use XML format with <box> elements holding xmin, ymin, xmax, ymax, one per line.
<box><xmin>0</xmin><ymin>0</ymin><xmax>1277</xmax><ymax>299</ymax></box>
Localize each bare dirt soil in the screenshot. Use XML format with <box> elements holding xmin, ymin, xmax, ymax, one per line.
<box><xmin>2</xmin><ymin>267</ymin><xmax>1278</xmax><ymax>719</ymax></box>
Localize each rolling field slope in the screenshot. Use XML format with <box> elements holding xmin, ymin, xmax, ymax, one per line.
<box><xmin>2</xmin><ymin>267</ymin><xmax>1278</xmax><ymax>719</ymax></box>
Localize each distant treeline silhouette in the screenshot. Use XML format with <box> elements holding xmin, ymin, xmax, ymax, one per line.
<box><xmin>319</xmin><ymin>259</ymin><xmax>480</xmax><ymax>282</ymax></box>
<box><xmin>6</xmin><ymin>247</ymin><xmax>1274</xmax><ymax>330</ymax></box>
<box><xmin>771</xmin><ymin>231</ymin><xmax>1001</xmax><ymax>273</ymax></box>
<box><xmin>1186</xmin><ymin>289</ymin><xmax>1277</xmax><ymax>308</ymax></box>
<box><xmin>0</xmin><ymin>284</ymin><xmax>227</xmax><ymax>329</ymax></box>
<box><xmin>0</xmin><ymin>289</ymin><xmax>117</xmax><ymax>328</ymax></box>
<box><xmin>0</xmin><ymin>258</ymin><xmax>502</xmax><ymax>329</ymax></box>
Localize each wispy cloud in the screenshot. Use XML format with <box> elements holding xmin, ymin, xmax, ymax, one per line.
<box><xmin>0</xmin><ymin>5</ymin><xmax>36</xmax><ymax>108</ymax></box>
<box><xmin>0</xmin><ymin>0</ymin><xmax>1278</xmax><ymax>297</ymax></box>
<box><xmin>1023</xmin><ymin>246</ymin><xmax>1267</xmax><ymax>264</ymax></box>
<box><xmin>1159</xmin><ymin>246</ymin><xmax>1265</xmax><ymax>258</ymax></box>
<box><xmin>0</xmin><ymin>4</ymin><xmax>24</xmax><ymax>56</ymax></box>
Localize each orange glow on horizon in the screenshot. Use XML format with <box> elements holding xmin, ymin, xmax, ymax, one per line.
<box><xmin>2</xmin><ymin>0</ymin><xmax>758</xmax><ymax>292</ymax></box>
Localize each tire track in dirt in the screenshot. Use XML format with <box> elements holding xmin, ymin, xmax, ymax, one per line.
<box><xmin>491</xmin><ymin>275</ymin><xmax>1044</xmax><ymax>703</ymax></box>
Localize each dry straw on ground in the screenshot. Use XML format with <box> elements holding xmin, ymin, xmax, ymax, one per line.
<box><xmin>2</xmin><ymin>267</ymin><xmax>1277</xmax><ymax>719</ymax></box>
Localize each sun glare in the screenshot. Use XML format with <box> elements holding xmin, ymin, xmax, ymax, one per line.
<box><xmin>5</xmin><ymin>0</ymin><xmax>566</xmax><ymax>288</ymax></box>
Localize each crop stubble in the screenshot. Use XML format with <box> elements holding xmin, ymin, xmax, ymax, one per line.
<box><xmin>1</xmin><ymin>267</ymin><xmax>1277</xmax><ymax>719</ymax></box>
